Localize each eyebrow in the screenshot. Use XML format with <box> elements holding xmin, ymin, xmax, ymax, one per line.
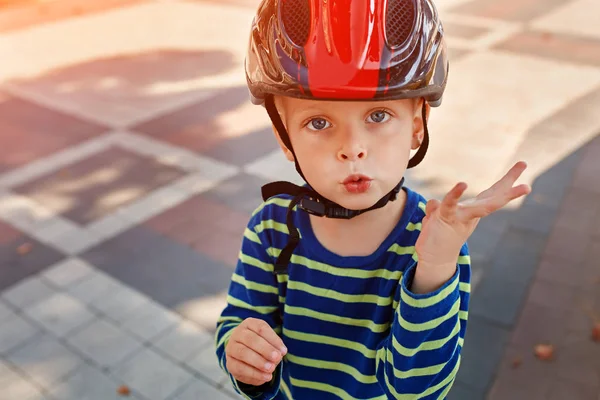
<box><xmin>296</xmin><ymin>106</ymin><xmax>326</xmax><ymax>115</ymax></box>
<box><xmin>289</xmin><ymin>107</ymin><xmax>328</xmax><ymax>123</ymax></box>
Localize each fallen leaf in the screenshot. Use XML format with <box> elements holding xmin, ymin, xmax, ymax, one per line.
<box><xmin>534</xmin><ymin>344</ymin><xmax>554</xmax><ymax>361</ymax></box>
<box><xmin>117</xmin><ymin>385</ymin><xmax>130</xmax><ymax>396</ymax></box>
<box><xmin>511</xmin><ymin>357</ymin><xmax>522</xmax><ymax>369</ymax></box>
<box><xmin>16</xmin><ymin>243</ymin><xmax>33</xmax><ymax>255</ymax></box>
<box><xmin>592</xmin><ymin>323</ymin><xmax>600</xmax><ymax>343</ymax></box>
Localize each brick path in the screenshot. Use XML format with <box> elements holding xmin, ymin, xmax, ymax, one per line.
<box><xmin>0</xmin><ymin>0</ymin><xmax>598</xmax><ymax>399</ymax></box>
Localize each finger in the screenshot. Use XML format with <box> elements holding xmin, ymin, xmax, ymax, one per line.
<box><xmin>458</xmin><ymin>201</ymin><xmax>496</xmax><ymax>220</ymax></box>
<box><xmin>478</xmin><ymin>182</ymin><xmax>531</xmax><ymax>212</ymax></box>
<box><xmin>425</xmin><ymin>199</ymin><xmax>441</xmax><ymax>215</ymax></box>
<box><xmin>232</xmin><ymin>329</ymin><xmax>280</xmax><ymax>371</ymax></box>
<box><xmin>509</xmin><ymin>161</ymin><xmax>528</xmax><ymax>178</ymax></box>
<box><xmin>496</xmin><ymin>161</ymin><xmax>528</xmax><ymax>191</ymax></box>
<box><xmin>459</xmin><ymin>183</ymin><xmax>532</xmax><ymax>220</ymax></box>
<box><xmin>238</xmin><ymin>329</ymin><xmax>282</xmax><ymax>372</ymax></box>
<box><xmin>478</xmin><ymin>161</ymin><xmax>528</xmax><ymax>200</ymax></box>
<box><xmin>246</xmin><ymin>318</ymin><xmax>287</xmax><ymax>357</ymax></box>
<box><xmin>440</xmin><ymin>182</ymin><xmax>467</xmax><ymax>219</ymax></box>
<box><xmin>226</xmin><ymin>353</ymin><xmax>272</xmax><ymax>386</ymax></box>
<box><xmin>508</xmin><ymin>183</ymin><xmax>531</xmax><ymax>200</ymax></box>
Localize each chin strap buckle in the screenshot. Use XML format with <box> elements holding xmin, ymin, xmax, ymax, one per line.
<box><xmin>325</xmin><ymin>206</ymin><xmax>358</xmax><ymax>219</ymax></box>
<box><xmin>296</xmin><ymin>178</ymin><xmax>406</xmax><ymax>220</ymax></box>
<box><xmin>298</xmin><ymin>198</ymin><xmax>325</xmax><ymax>217</ymax></box>
<box><xmin>299</xmin><ymin>198</ymin><xmax>359</xmax><ymax>219</ymax></box>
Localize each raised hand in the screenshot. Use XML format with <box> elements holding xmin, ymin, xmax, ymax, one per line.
<box><xmin>416</xmin><ymin>161</ymin><xmax>531</xmax><ymax>267</ymax></box>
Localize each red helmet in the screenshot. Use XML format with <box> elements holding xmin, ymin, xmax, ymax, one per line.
<box><xmin>245</xmin><ymin>0</ymin><xmax>448</xmax><ymax>106</ymax></box>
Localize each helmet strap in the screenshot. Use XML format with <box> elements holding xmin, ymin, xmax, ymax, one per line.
<box><xmin>262</xmin><ymin>95</ymin><xmax>430</xmax><ymax>273</ymax></box>
<box><xmin>407</xmin><ymin>103</ymin><xmax>429</xmax><ymax>168</ymax></box>
<box><xmin>265</xmin><ymin>95</ymin><xmax>429</xmax><ymax>173</ymax></box>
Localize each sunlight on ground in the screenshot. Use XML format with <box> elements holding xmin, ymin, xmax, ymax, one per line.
<box><xmin>213</xmin><ymin>101</ymin><xmax>271</xmax><ymax>139</ymax></box>
<box><xmin>175</xmin><ymin>292</ymin><xmax>228</xmax><ymax>331</ymax></box>
<box><xmin>0</xmin><ymin>194</ymin><xmax>55</xmax><ymax>224</ymax></box>
<box><xmin>98</xmin><ymin>187</ymin><xmax>144</xmax><ymax>209</ymax></box>
<box><xmin>60</xmin><ymin>167</ymin><xmax>121</xmax><ymax>190</ymax></box>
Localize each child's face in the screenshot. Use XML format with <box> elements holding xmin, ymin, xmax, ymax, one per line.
<box><xmin>274</xmin><ymin>96</ymin><xmax>426</xmax><ymax>211</ymax></box>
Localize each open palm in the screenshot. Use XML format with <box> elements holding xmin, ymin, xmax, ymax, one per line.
<box><xmin>416</xmin><ymin>161</ymin><xmax>531</xmax><ymax>266</ymax></box>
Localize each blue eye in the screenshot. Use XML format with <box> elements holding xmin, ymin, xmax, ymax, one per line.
<box><xmin>307</xmin><ymin>118</ymin><xmax>331</xmax><ymax>131</ymax></box>
<box><xmin>367</xmin><ymin>110</ymin><xmax>390</xmax><ymax>123</ymax></box>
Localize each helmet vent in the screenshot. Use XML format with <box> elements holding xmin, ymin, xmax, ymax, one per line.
<box><xmin>385</xmin><ymin>0</ymin><xmax>416</xmax><ymax>47</ymax></box>
<box><xmin>281</xmin><ymin>0</ymin><xmax>310</xmax><ymax>47</ymax></box>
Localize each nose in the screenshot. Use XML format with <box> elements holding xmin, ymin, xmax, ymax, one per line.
<box><xmin>337</xmin><ymin>142</ymin><xmax>367</xmax><ymax>161</ymax></box>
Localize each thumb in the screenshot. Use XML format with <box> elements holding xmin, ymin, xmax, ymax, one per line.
<box><xmin>425</xmin><ymin>199</ymin><xmax>441</xmax><ymax>216</ymax></box>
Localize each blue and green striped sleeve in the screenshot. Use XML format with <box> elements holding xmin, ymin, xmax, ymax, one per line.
<box><xmin>375</xmin><ymin>243</ymin><xmax>471</xmax><ymax>399</ymax></box>
<box><xmin>215</xmin><ymin>209</ymin><xmax>283</xmax><ymax>399</ymax></box>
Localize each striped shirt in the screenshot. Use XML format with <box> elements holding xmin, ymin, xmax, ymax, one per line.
<box><xmin>215</xmin><ymin>186</ymin><xmax>471</xmax><ymax>399</ymax></box>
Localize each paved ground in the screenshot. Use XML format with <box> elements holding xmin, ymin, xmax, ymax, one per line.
<box><xmin>0</xmin><ymin>0</ymin><xmax>598</xmax><ymax>399</ymax></box>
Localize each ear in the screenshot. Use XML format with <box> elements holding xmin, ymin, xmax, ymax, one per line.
<box><xmin>411</xmin><ymin>99</ymin><xmax>430</xmax><ymax>150</ymax></box>
<box><xmin>272</xmin><ymin>124</ymin><xmax>295</xmax><ymax>162</ymax></box>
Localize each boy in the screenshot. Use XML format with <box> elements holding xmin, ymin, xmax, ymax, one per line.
<box><xmin>215</xmin><ymin>0</ymin><xmax>530</xmax><ymax>398</ymax></box>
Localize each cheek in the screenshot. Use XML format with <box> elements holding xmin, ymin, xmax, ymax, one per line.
<box><xmin>290</xmin><ymin>132</ymin><xmax>330</xmax><ymax>160</ymax></box>
<box><xmin>290</xmin><ymin>140</ymin><xmax>334</xmax><ymax>186</ymax></box>
<box><xmin>371</xmin><ymin>129</ymin><xmax>414</xmax><ymax>177</ymax></box>
<box><xmin>294</xmin><ymin>143</ymin><xmax>328</xmax><ymax>172</ymax></box>
<box><xmin>375</xmin><ymin>126</ymin><xmax>413</xmax><ymax>154</ymax></box>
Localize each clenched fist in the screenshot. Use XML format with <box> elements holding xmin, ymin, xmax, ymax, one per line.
<box><xmin>225</xmin><ymin>318</ymin><xmax>288</xmax><ymax>386</ymax></box>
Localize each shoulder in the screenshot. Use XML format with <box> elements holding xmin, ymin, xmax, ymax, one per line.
<box><xmin>248</xmin><ymin>193</ymin><xmax>295</xmax><ymax>227</ymax></box>
<box><xmin>245</xmin><ymin>193</ymin><xmax>298</xmax><ymax>249</ymax></box>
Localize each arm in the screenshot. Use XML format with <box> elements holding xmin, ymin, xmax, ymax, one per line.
<box><xmin>215</xmin><ymin>222</ymin><xmax>284</xmax><ymax>400</ymax></box>
<box><xmin>374</xmin><ymin>161</ymin><xmax>530</xmax><ymax>398</ymax></box>
<box><xmin>375</xmin><ymin>244</ymin><xmax>471</xmax><ymax>399</ymax></box>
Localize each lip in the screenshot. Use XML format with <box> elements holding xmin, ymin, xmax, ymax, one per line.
<box><xmin>342</xmin><ymin>174</ymin><xmax>372</xmax><ymax>194</ymax></box>
<box><xmin>342</xmin><ymin>174</ymin><xmax>372</xmax><ymax>184</ymax></box>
